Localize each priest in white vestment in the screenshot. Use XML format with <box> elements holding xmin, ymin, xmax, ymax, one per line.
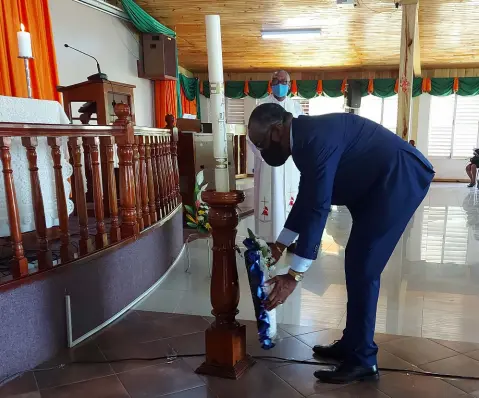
<box><xmin>248</xmin><ymin>70</ymin><xmax>303</xmax><ymax>246</ymax></box>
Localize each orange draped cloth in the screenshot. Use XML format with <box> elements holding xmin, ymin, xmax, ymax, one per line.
<box><xmin>0</xmin><ymin>0</ymin><xmax>60</xmax><ymax>101</ymax></box>
<box><xmin>154</xmin><ymin>80</ymin><xmax>177</xmax><ymax>127</ymax></box>
<box><xmin>180</xmin><ymin>86</ymin><xmax>197</xmax><ymax>117</ymax></box>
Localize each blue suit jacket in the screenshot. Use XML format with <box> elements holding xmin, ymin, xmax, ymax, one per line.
<box><xmin>285</xmin><ymin>113</ymin><xmax>434</xmax><ymax>262</ymax></box>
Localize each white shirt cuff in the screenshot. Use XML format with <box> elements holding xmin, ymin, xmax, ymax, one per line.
<box><xmin>291</xmin><ymin>254</ymin><xmax>313</xmax><ymax>273</ymax></box>
<box><xmin>277</xmin><ymin>228</ymin><xmax>298</xmax><ymax>247</ymax></box>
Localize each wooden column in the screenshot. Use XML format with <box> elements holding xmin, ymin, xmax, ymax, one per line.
<box><xmin>100</xmin><ymin>136</ymin><xmax>121</xmax><ymax>243</ymax></box>
<box><xmin>138</xmin><ymin>136</ymin><xmax>151</xmax><ymax>227</ymax></box>
<box><xmin>0</xmin><ymin>138</ymin><xmax>28</xmax><ymax>276</ymax></box>
<box><xmin>150</xmin><ymin>136</ymin><xmax>162</xmax><ymax>219</ymax></box>
<box><xmin>155</xmin><ymin>136</ymin><xmax>167</xmax><ymax>217</ymax></box>
<box><xmin>133</xmin><ymin>137</ymin><xmax>144</xmax><ymax>231</ymax></box>
<box><xmin>85</xmin><ymin>137</ymin><xmax>108</xmax><ymax>249</ymax></box>
<box><xmin>115</xmin><ymin>105</ymin><xmax>139</xmax><ymax>238</ymax></box>
<box><xmin>48</xmin><ymin>137</ymin><xmax>74</xmax><ymax>263</ymax></box>
<box><xmin>145</xmin><ymin>136</ymin><xmax>157</xmax><ymax>223</ymax></box>
<box><xmin>196</xmin><ymin>190</ymin><xmax>255</xmax><ymax>379</ymax></box>
<box><xmin>68</xmin><ymin>137</ymin><xmax>93</xmax><ymax>255</ymax></box>
<box><xmin>22</xmin><ymin>137</ymin><xmax>53</xmax><ymax>269</ymax></box>
<box><xmin>397</xmin><ymin>0</ymin><xmax>420</xmax><ymax>141</ymax></box>
<box><xmin>170</xmin><ymin>128</ymin><xmax>181</xmax><ymax>204</ymax></box>
<box><xmin>164</xmin><ymin>135</ymin><xmax>176</xmax><ymax>209</ymax></box>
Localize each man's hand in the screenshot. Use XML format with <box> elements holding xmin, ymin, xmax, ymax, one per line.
<box><xmin>268</xmin><ymin>242</ymin><xmax>287</xmax><ymax>265</ymax></box>
<box><xmin>264</xmin><ymin>274</ymin><xmax>298</xmax><ymax>311</ymax></box>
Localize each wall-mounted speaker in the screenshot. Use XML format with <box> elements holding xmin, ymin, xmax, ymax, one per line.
<box><xmin>138</xmin><ymin>33</ymin><xmax>177</xmax><ymax>80</ymax></box>
<box><xmin>346</xmin><ymin>79</ymin><xmax>362</xmax><ymax>109</ymax></box>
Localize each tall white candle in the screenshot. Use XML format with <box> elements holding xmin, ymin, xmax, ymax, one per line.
<box><xmin>17</xmin><ymin>23</ymin><xmax>32</xmax><ymax>58</ymax></box>
<box><xmin>205</xmin><ymin>15</ymin><xmax>229</xmax><ymax>193</ymax></box>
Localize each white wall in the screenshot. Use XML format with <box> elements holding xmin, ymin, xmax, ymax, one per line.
<box><xmin>48</xmin><ymin>0</ymin><xmax>154</xmax><ymax>127</ymax></box>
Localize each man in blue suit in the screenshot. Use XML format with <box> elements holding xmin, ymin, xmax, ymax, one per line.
<box><xmin>248</xmin><ymin>103</ymin><xmax>434</xmax><ymax>384</ymax></box>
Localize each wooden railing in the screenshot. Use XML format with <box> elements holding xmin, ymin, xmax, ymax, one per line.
<box><xmin>0</xmin><ymin>111</ymin><xmax>180</xmax><ymax>280</ymax></box>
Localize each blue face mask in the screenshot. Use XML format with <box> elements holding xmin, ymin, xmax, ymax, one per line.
<box><xmin>272</xmin><ymin>83</ymin><xmax>289</xmax><ymax>98</ymax></box>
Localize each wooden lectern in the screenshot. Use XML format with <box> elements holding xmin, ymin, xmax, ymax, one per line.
<box><xmin>58</xmin><ymin>80</ymin><xmax>136</xmax><ymax>125</ymax></box>
<box><xmin>58</xmin><ymin>80</ymin><xmax>136</xmax><ymax>215</ymax></box>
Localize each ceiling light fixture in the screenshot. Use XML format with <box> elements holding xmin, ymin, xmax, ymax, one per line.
<box><xmin>261</xmin><ymin>28</ymin><xmax>322</xmax><ymax>40</ymax></box>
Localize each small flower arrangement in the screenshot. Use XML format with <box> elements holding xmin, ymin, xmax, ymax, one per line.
<box><xmin>184</xmin><ymin>170</ymin><xmax>211</xmax><ymax>234</ymax></box>
<box><xmin>245</xmin><ymin>228</ymin><xmax>275</xmax><ymax>270</ymax></box>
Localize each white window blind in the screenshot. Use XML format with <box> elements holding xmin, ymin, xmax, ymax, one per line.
<box><xmin>226</xmin><ymin>98</ymin><xmax>245</xmax><ymax>124</ymax></box>
<box><xmin>421</xmin><ymin>206</ymin><xmax>468</xmax><ymax>264</ymax></box>
<box><xmin>309</xmin><ymin>96</ymin><xmax>344</xmax><ymax>116</ymax></box>
<box><xmin>429</xmin><ymin>95</ymin><xmax>479</xmax><ymax>158</ymax></box>
<box><xmin>360</xmin><ymin>95</ymin><xmax>398</xmax><ymax>133</ymax></box>
<box><xmin>292</xmin><ymin>97</ymin><xmax>310</xmax><ymax>115</ymax></box>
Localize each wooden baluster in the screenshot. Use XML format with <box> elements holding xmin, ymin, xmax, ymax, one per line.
<box><xmin>116</xmin><ymin>113</ymin><xmax>139</xmax><ymax>238</ymax></box>
<box><xmin>138</xmin><ymin>136</ymin><xmax>150</xmax><ymax>227</ymax></box>
<box><xmin>48</xmin><ymin>137</ymin><xmax>74</xmax><ymax>263</ymax></box>
<box><xmin>164</xmin><ymin>135</ymin><xmax>175</xmax><ymax>210</ymax></box>
<box><xmin>85</xmin><ymin>137</ymin><xmax>108</xmax><ymax>249</ymax></box>
<box><xmin>150</xmin><ymin>136</ymin><xmax>162</xmax><ymax>219</ymax></box>
<box><xmin>100</xmin><ymin>136</ymin><xmax>121</xmax><ymax>243</ymax></box>
<box><xmin>155</xmin><ymin>135</ymin><xmax>167</xmax><ymax>216</ymax></box>
<box><xmin>145</xmin><ymin>136</ymin><xmax>157</xmax><ymax>223</ymax></box>
<box><xmin>100</xmin><ymin>138</ymin><xmax>111</xmax><ymax>217</ymax></box>
<box><xmin>160</xmin><ymin>135</ymin><xmax>172</xmax><ymax>213</ymax></box>
<box><xmin>22</xmin><ymin>137</ymin><xmax>53</xmax><ymax>270</ymax></box>
<box><xmin>133</xmin><ymin>137</ymin><xmax>144</xmax><ymax>231</ymax></box>
<box><xmin>68</xmin><ymin>138</ymin><xmax>93</xmax><ymax>255</ymax></box>
<box><xmin>170</xmin><ymin>128</ymin><xmax>181</xmax><ymax>204</ymax></box>
<box><xmin>0</xmin><ymin>138</ymin><xmax>28</xmax><ymax>277</ymax></box>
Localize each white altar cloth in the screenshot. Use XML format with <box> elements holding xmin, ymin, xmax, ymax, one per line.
<box><xmin>0</xmin><ymin>96</ymin><xmax>74</xmax><ymax>236</ymax></box>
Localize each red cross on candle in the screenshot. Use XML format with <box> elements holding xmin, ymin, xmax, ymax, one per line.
<box><xmin>262</xmin><ymin>206</ymin><xmax>269</xmax><ymax>216</ymax></box>
<box><xmin>400</xmin><ymin>75</ymin><xmax>410</xmax><ymax>93</ymax></box>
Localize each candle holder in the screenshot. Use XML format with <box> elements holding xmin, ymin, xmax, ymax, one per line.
<box><xmin>18</xmin><ymin>56</ymin><xmax>33</xmax><ymax>98</ymax></box>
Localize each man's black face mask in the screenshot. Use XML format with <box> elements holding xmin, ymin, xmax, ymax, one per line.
<box><xmin>261</xmin><ymin>140</ymin><xmax>289</xmax><ymax>167</ymax></box>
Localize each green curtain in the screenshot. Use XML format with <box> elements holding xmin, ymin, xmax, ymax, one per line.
<box><xmin>322</xmin><ymin>80</ymin><xmax>343</xmax><ymax>98</ymax></box>
<box><xmin>457</xmin><ymin>77</ymin><xmax>479</xmax><ymax>96</ymax></box>
<box><xmin>202</xmin><ymin>81</ymin><xmax>210</xmax><ymax>98</ymax></box>
<box><xmin>297</xmin><ymin>80</ymin><xmax>318</xmax><ymax>99</ymax></box>
<box><xmin>412</xmin><ymin>77</ymin><xmax>423</xmax><ymax>98</ymax></box>
<box><xmin>248</xmin><ymin>81</ymin><xmax>269</xmax><ymax>99</ymax></box>
<box><xmin>356</xmin><ymin>79</ymin><xmax>370</xmax><ymax>97</ymax></box>
<box><xmin>179</xmin><ymin>74</ymin><xmax>201</xmax><ymax>119</ymax></box>
<box><xmin>225</xmin><ymin>81</ymin><xmax>246</xmax><ymax>99</ymax></box>
<box><xmin>372</xmin><ymin>78</ymin><xmax>396</xmax><ymax>98</ymax></box>
<box><xmin>430</xmin><ymin>78</ymin><xmax>454</xmax><ymax>97</ymax></box>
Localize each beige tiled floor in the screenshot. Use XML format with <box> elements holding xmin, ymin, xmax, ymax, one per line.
<box><xmin>137</xmin><ymin>183</ymin><xmax>479</xmax><ymax>344</ymax></box>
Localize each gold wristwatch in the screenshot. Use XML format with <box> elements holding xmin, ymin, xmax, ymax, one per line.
<box><xmin>288</xmin><ymin>269</ymin><xmax>304</xmax><ymax>282</ymax></box>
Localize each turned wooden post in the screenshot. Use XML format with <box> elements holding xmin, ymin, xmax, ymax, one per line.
<box><xmin>68</xmin><ymin>137</ymin><xmax>93</xmax><ymax>255</ymax></box>
<box><xmin>85</xmin><ymin>137</ymin><xmax>108</xmax><ymax>249</ymax></box>
<box><xmin>161</xmin><ymin>135</ymin><xmax>173</xmax><ymax>212</ymax></box>
<box><xmin>138</xmin><ymin>136</ymin><xmax>151</xmax><ymax>227</ymax></box>
<box><xmin>165</xmin><ymin>135</ymin><xmax>176</xmax><ymax>209</ymax></box>
<box><xmin>22</xmin><ymin>137</ymin><xmax>53</xmax><ymax>269</ymax></box>
<box><xmin>133</xmin><ymin>137</ymin><xmax>144</xmax><ymax>231</ymax></box>
<box><xmin>150</xmin><ymin>136</ymin><xmax>162</xmax><ymax>219</ymax></box>
<box><xmin>48</xmin><ymin>137</ymin><xmax>74</xmax><ymax>263</ymax></box>
<box><xmin>145</xmin><ymin>136</ymin><xmax>157</xmax><ymax>223</ymax></box>
<box><xmin>196</xmin><ymin>190</ymin><xmax>254</xmax><ymax>379</ymax></box>
<box><xmin>156</xmin><ymin>135</ymin><xmax>168</xmax><ymax>216</ymax></box>
<box><xmin>170</xmin><ymin>127</ymin><xmax>181</xmax><ymax>204</ymax></box>
<box><xmin>0</xmin><ymin>137</ymin><xmax>28</xmax><ymax>277</ymax></box>
<box><xmin>100</xmin><ymin>136</ymin><xmax>121</xmax><ymax>243</ymax></box>
<box><xmin>116</xmin><ymin>105</ymin><xmax>139</xmax><ymax>238</ymax></box>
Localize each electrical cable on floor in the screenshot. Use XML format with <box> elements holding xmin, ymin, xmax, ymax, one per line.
<box><xmin>3</xmin><ymin>353</ymin><xmax>479</xmax><ymax>387</ymax></box>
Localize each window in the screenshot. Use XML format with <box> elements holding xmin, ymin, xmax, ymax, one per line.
<box><xmin>226</xmin><ymin>98</ymin><xmax>245</xmax><ymax>124</ymax></box>
<box><xmin>360</xmin><ymin>95</ymin><xmax>398</xmax><ymax>133</ymax></box>
<box><xmin>429</xmin><ymin>95</ymin><xmax>479</xmax><ymax>158</ymax></box>
<box><xmin>421</xmin><ymin>206</ymin><xmax>468</xmax><ymax>265</ymax></box>
<box><xmin>309</xmin><ymin>96</ymin><xmax>345</xmax><ymax>116</ymax></box>
<box><xmin>292</xmin><ymin>97</ymin><xmax>310</xmax><ymax>115</ymax></box>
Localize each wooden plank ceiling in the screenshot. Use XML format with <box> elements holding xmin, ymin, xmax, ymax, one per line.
<box><xmin>136</xmin><ymin>0</ymin><xmax>479</xmax><ymax>73</ymax></box>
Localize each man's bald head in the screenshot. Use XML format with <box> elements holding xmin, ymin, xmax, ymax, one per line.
<box><xmin>248</xmin><ymin>103</ymin><xmax>293</xmax><ymax>167</ymax></box>
<box><xmin>272</xmin><ymin>70</ymin><xmax>291</xmax><ymax>83</ymax></box>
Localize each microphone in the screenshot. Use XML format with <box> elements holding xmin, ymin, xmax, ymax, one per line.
<box><xmin>64</xmin><ymin>44</ymin><xmax>108</xmax><ymax>81</ymax></box>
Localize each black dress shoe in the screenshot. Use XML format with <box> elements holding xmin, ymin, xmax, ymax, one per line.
<box><xmin>287</xmin><ymin>242</ymin><xmax>297</xmax><ymax>253</ymax></box>
<box><xmin>314</xmin><ymin>363</ymin><xmax>379</xmax><ymax>384</ymax></box>
<box><xmin>312</xmin><ymin>340</ymin><xmax>347</xmax><ymax>361</ymax></box>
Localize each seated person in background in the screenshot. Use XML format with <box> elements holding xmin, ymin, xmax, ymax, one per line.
<box><xmin>466</xmin><ymin>148</ymin><xmax>479</xmax><ymax>187</ymax></box>
<box><xmin>165</xmin><ymin>114</ymin><xmax>175</xmax><ymax>129</ymax></box>
<box><xmin>409</xmin><ymin>139</ymin><xmax>416</xmax><ymax>147</ymax></box>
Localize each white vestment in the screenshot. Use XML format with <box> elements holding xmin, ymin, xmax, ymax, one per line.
<box><xmin>248</xmin><ymin>95</ymin><xmax>303</xmax><ymax>242</ymax></box>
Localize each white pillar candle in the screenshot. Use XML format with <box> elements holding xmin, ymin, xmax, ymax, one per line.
<box><xmin>17</xmin><ymin>23</ymin><xmax>32</xmax><ymax>58</ymax></box>
<box><xmin>205</xmin><ymin>15</ymin><xmax>229</xmax><ymax>193</ymax></box>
